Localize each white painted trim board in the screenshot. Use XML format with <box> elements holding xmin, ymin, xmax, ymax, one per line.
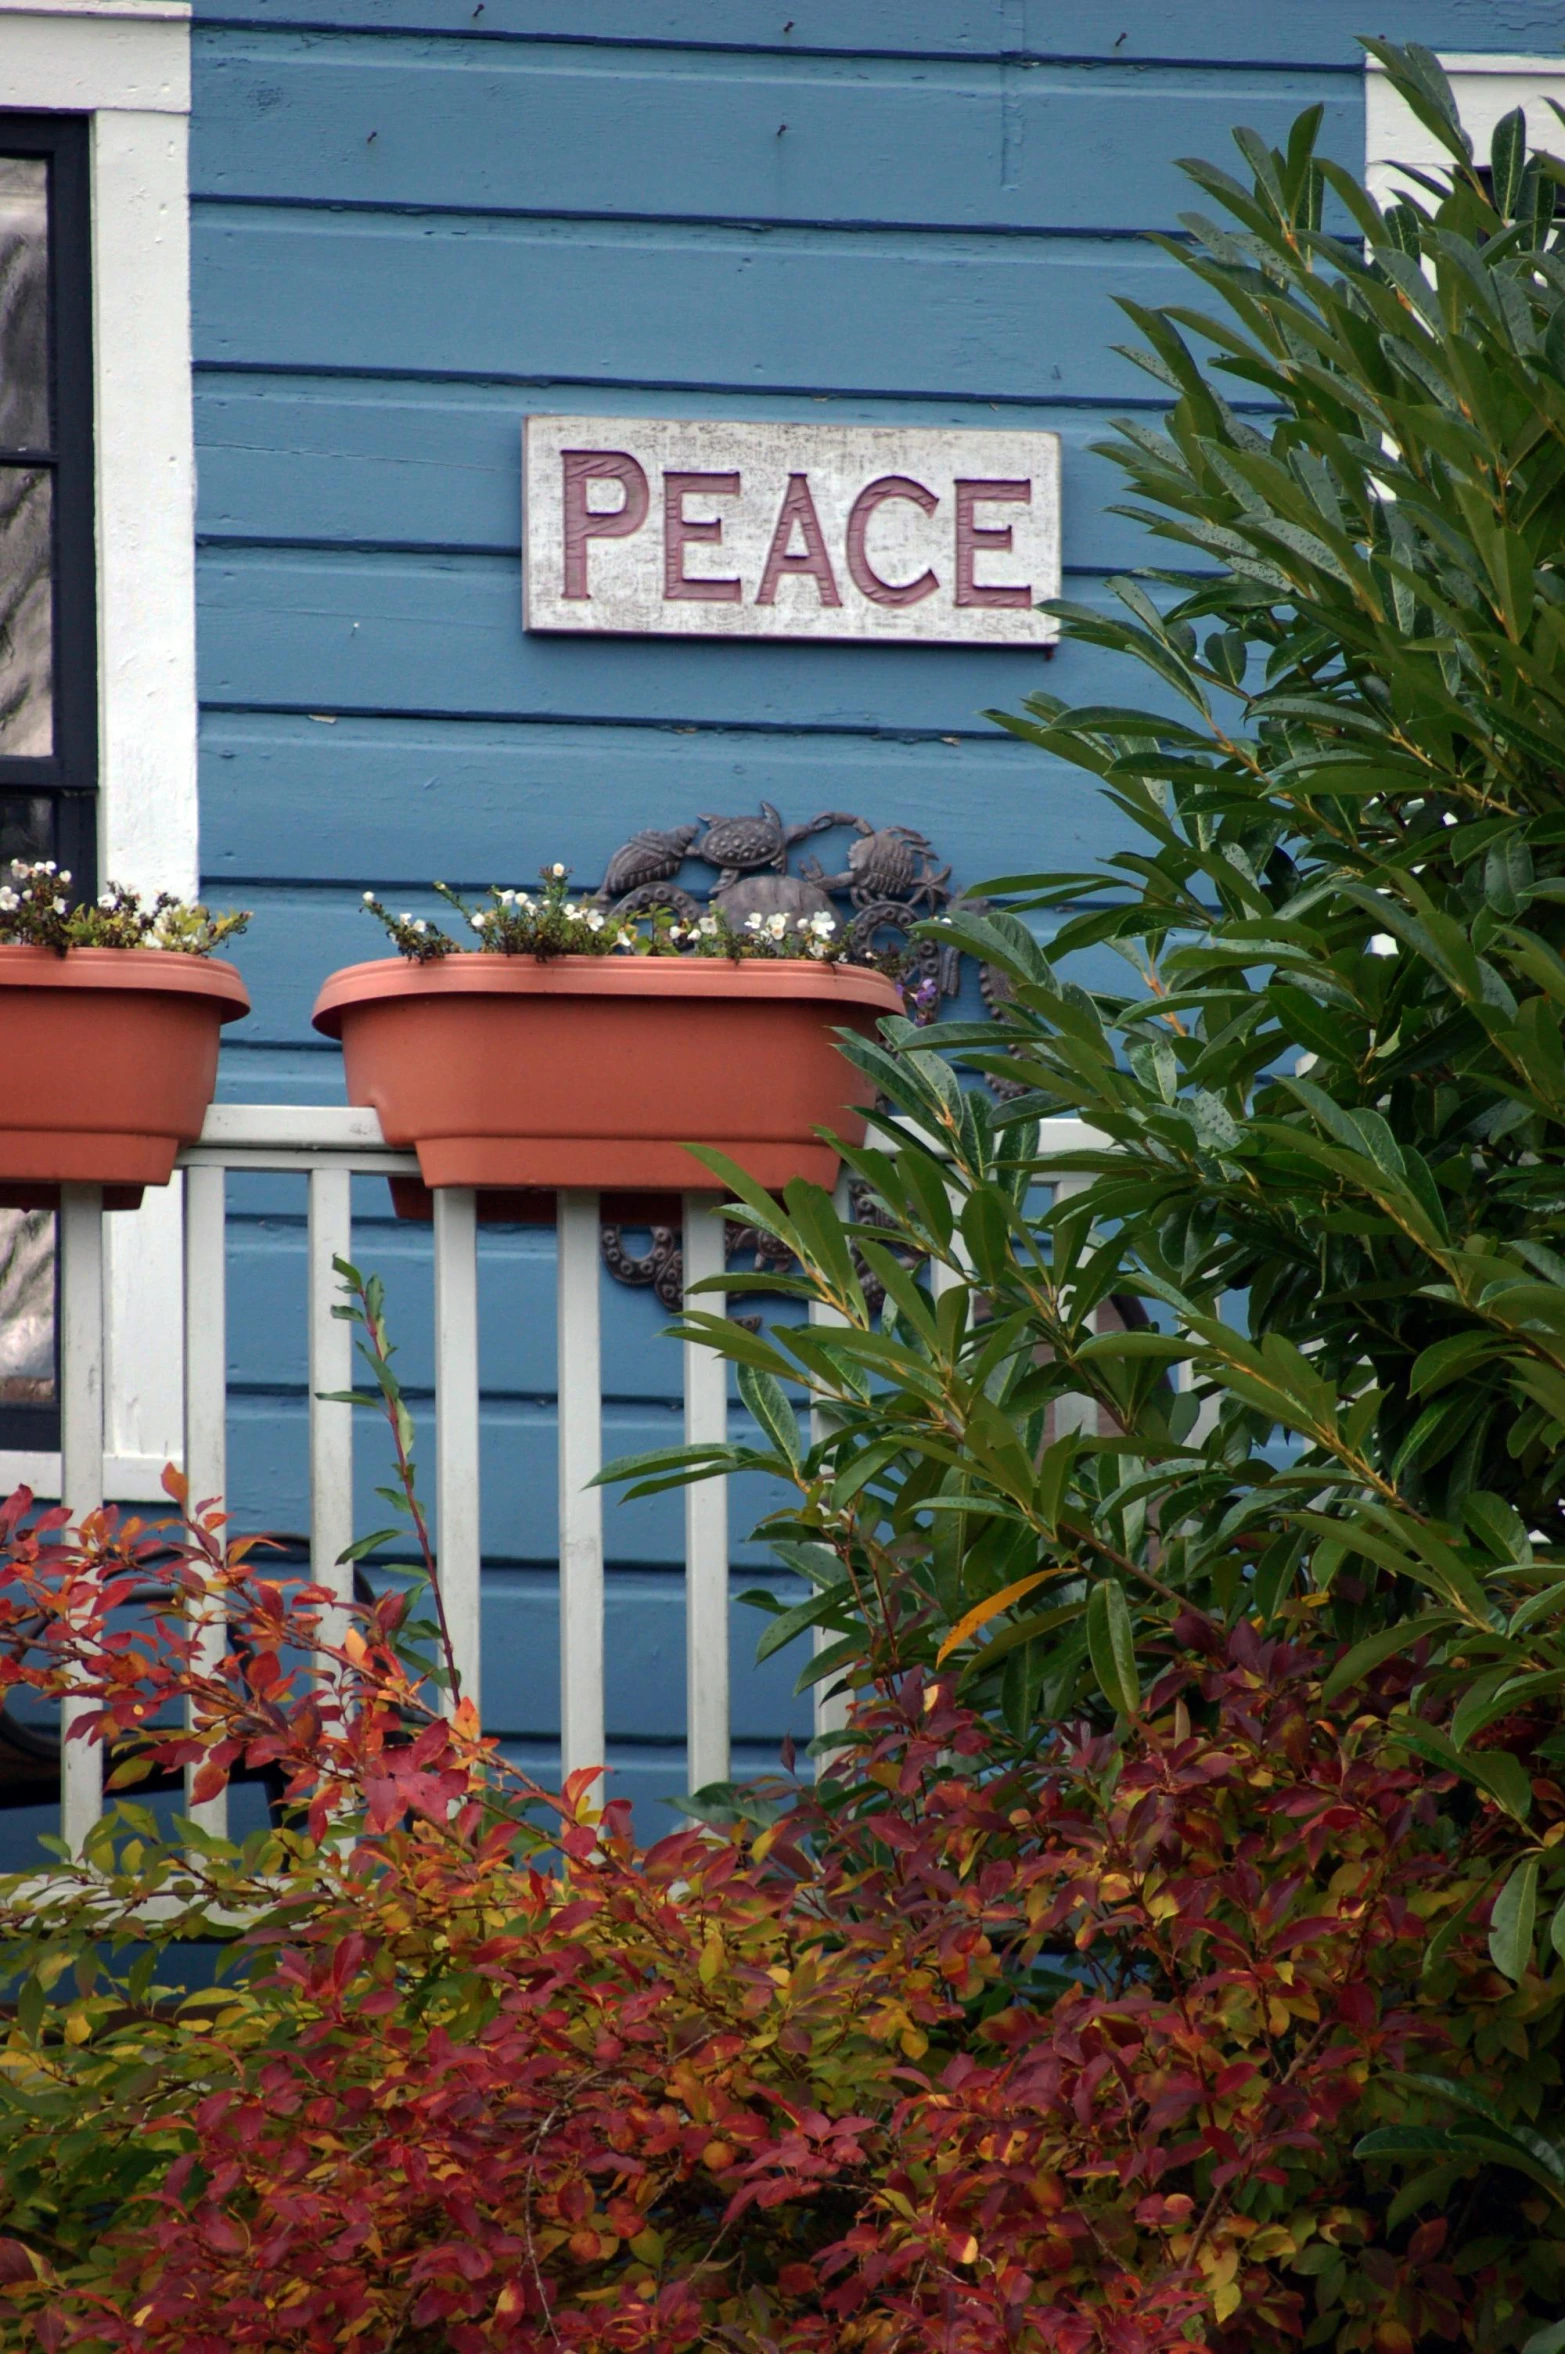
<box><xmin>0</xmin><ymin>0</ymin><xmax>195</xmax><ymax>1501</ymax></box>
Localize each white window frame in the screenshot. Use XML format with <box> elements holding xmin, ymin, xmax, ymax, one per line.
<box><xmin>0</xmin><ymin>0</ymin><xmax>196</xmax><ymax>1501</ymax></box>
<box><xmin>1367</xmin><ymin>51</ymin><xmax>1565</xmax><ymax>212</ymax></box>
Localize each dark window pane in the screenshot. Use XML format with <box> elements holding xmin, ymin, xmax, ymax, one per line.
<box><xmin>0</xmin><ymin>793</ymin><xmax>51</xmax><ymax>865</ymax></box>
<box><xmin>0</xmin><ymin>1212</ymin><xmax>53</xmax><ymax>1407</ymax></box>
<box><xmin>0</xmin><ymin>464</ymin><xmax>51</xmax><ymax>755</ymax></box>
<box><xmin>0</xmin><ymin>158</ymin><xmax>47</xmax><ymax>453</ymax></box>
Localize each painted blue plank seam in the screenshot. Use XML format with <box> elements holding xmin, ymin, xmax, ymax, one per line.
<box><xmin>196</xmin><ymin>18</ymin><xmax>1361</xmax><ymax>73</ymax></box>
<box><xmin>190</xmin><ymin>363</ymin><xmax>1226</xmax><ymax>412</ymax></box>
<box><xmin>191</xmin><ymin>193</ymin><xmax>1211</xmax><ymax>243</ymax></box>
<box><xmin>197</xmin><ymin>702</ymin><xmax>1044</xmax><ymax>738</ymax></box>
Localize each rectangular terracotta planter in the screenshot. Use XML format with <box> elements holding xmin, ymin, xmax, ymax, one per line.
<box><xmin>0</xmin><ymin>947</ymin><xmax>251</xmax><ymax>1209</ymax></box>
<box><xmin>311</xmin><ymin>954</ymin><xmax>901</xmax><ymax>1197</ymax></box>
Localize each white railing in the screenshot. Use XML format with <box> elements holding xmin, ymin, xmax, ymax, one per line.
<box><xmin>48</xmin><ymin>1104</ymin><xmax>738</xmax><ymax>1851</ymax></box>
<box><xmin>42</xmin><ymin>1105</ymin><xmax>1100</xmax><ymax>1852</ymax></box>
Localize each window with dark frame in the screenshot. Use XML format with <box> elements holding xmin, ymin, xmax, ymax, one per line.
<box><xmin>0</xmin><ymin>115</ymin><xmax>96</xmax><ymax>1456</ymax></box>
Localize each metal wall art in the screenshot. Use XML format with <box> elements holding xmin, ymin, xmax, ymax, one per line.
<box><xmin>602</xmin><ymin>1180</ymin><xmax>927</xmax><ymax>1324</ymax></box>
<box><xmin>594</xmin><ymin>800</ymin><xmax>960</xmax><ymax>987</ymax></box>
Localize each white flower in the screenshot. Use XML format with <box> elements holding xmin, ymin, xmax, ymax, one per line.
<box><xmin>549</xmin><ymin>861</ymin><xmax>567</xmax><ymax>879</ymax></box>
<box><xmin>744</xmin><ymin>911</ymin><xmax>763</xmax><ymax>930</ymax></box>
<box><xmin>99</xmin><ymin>893</ymin><xmax>115</xmax><ymax>910</ymax></box>
<box><xmin>363</xmin><ymin>891</ymin><xmax>375</xmax><ymax>904</ymax></box>
<box><xmin>399</xmin><ymin>912</ymin><xmax>413</xmax><ymax>923</ymax></box>
<box><xmin>1369</xmin><ymin>933</ymin><xmax>1397</xmax><ymax>957</ymax></box>
<box><xmin>58</xmin><ymin>871</ymin><xmax>70</xmax><ymax>887</ymax></box>
<box><xmin>53</xmin><ymin>898</ymin><xmax>67</xmax><ymax>914</ymax></box>
<box><xmin>413</xmin><ymin>919</ymin><xmax>428</xmax><ymax>933</ymax></box>
<box><xmin>585</xmin><ymin>910</ymin><xmax>604</xmax><ymax>931</ymax></box>
<box><xmin>809</xmin><ymin>910</ymin><xmax>836</xmax><ymax>935</ymax></box>
<box><xmin>0</xmin><ymin>889</ymin><xmax>16</xmax><ymax>913</ymax></box>
<box><xmin>471</xmin><ymin>913</ymin><xmax>487</xmax><ymax>930</ymax></box>
<box><xmin>766</xmin><ymin>912</ymin><xmax>788</xmax><ymax>938</ymax></box>
<box><xmin>40</xmin><ymin>861</ymin><xmax>55</xmax><ymax>875</ymax></box>
<box><xmin>697</xmin><ymin>915</ymin><xmax>717</xmax><ymax>936</ymax></box>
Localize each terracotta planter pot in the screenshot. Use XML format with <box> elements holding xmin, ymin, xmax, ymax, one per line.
<box><xmin>0</xmin><ymin>947</ymin><xmax>251</xmax><ymax>1209</ymax></box>
<box><xmin>311</xmin><ymin>954</ymin><xmax>902</xmax><ymax>1198</ymax></box>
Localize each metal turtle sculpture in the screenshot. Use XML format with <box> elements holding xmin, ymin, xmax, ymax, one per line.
<box><xmin>693</xmin><ymin>803</ymin><xmax>849</xmax><ymax>887</ymax></box>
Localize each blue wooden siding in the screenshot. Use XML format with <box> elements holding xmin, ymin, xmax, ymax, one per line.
<box><xmin>182</xmin><ymin>0</ymin><xmax>1559</xmax><ymax>1823</ymax></box>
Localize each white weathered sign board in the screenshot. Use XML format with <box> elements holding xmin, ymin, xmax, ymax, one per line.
<box><xmin>522</xmin><ymin>416</ymin><xmax>1061</xmax><ymax>646</ymax></box>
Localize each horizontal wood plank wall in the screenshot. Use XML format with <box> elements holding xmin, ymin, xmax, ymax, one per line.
<box><xmin>182</xmin><ymin>0</ymin><xmax>1535</xmax><ymax>1821</ymax></box>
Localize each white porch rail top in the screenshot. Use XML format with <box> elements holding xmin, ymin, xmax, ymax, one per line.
<box><xmin>37</xmin><ymin>1101</ymin><xmax>1098</xmax><ymax>1856</ymax></box>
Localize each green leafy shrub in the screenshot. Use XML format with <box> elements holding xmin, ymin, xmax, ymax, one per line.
<box><xmin>592</xmin><ymin>44</ymin><xmax>1565</xmax><ymax>2279</ymax></box>
<box><xmin>607</xmin><ymin>39</ymin><xmax>1565</xmax><ymax>1957</ymax></box>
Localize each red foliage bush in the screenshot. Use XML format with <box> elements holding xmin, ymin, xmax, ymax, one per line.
<box><xmin>0</xmin><ymin>1491</ymin><xmax>1552</xmax><ymax>2351</ymax></box>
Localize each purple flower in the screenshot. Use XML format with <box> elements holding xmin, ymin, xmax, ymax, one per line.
<box><xmin>904</xmin><ymin>973</ymin><xmax>941</xmax><ymax>1026</ymax></box>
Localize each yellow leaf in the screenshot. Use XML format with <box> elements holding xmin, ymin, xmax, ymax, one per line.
<box><xmin>698</xmin><ymin>1929</ymin><xmax>725</xmax><ymax>1986</ymax></box>
<box><xmin>935</xmin><ymin>1568</ymin><xmax>1069</xmax><ymax>1666</ymax></box>
<box><xmin>1213</xmin><ymin>2279</ymin><xmax>1242</xmax><ymax>2324</ymax></box>
<box><xmin>62</xmin><ymin>2010</ymin><xmax>90</xmax><ymax>2046</ymax></box>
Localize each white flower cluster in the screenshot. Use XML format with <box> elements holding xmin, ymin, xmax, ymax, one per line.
<box><xmin>0</xmin><ymin>859</ymin><xmax>72</xmax><ymax>916</ymax></box>
<box><xmin>742</xmin><ymin>907</ymin><xmax>840</xmax><ymax>959</ymax></box>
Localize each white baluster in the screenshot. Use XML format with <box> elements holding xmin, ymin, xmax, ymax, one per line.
<box><xmin>58</xmin><ymin>1184</ymin><xmax>104</xmax><ymax>1855</ymax></box>
<box><xmin>682</xmin><ymin>1194</ymin><xmax>729</xmax><ymax>1795</ymax></box>
<box><xmin>809</xmin><ymin>1170</ymin><xmax>853</xmax><ymax>1747</ymax></box>
<box><xmin>433</xmin><ymin>1187</ymin><xmax>481</xmax><ymax>1715</ymax></box>
<box><xmin>182</xmin><ymin>1162</ymin><xmax>229</xmax><ymax>1838</ymax></box>
<box><xmin>556</xmin><ymin>1192</ymin><xmax>604</xmax><ymax>1782</ymax></box>
<box><xmin>929</xmin><ymin>1182</ymin><xmax>972</xmax><ymax>1302</ymax></box>
<box><xmin>307</xmin><ymin>1165</ymin><xmax>355</xmax><ymax>1661</ymax></box>
<box><xmin>1050</xmin><ymin>1171</ymin><xmax>1098</xmax><ymax>1441</ymax></box>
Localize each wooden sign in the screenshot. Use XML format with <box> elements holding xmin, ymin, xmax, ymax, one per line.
<box><xmin>522</xmin><ymin>416</ymin><xmax>1061</xmax><ymax>646</ymax></box>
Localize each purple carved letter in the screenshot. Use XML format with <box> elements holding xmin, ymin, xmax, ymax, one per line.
<box><xmin>954</xmin><ymin>478</ymin><xmax>1031</xmax><ymax>608</ymax></box>
<box><xmin>663</xmin><ymin>471</ymin><xmax>743</xmax><ymax>602</ymax></box>
<box><xmin>756</xmin><ymin>473</ymin><xmax>842</xmax><ymax>607</ymax></box>
<box><xmin>561</xmin><ymin>451</ymin><xmax>650</xmax><ymax>601</ymax></box>
<box><xmin>845</xmin><ymin>475</ymin><xmax>939</xmax><ymax>607</ymax></box>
